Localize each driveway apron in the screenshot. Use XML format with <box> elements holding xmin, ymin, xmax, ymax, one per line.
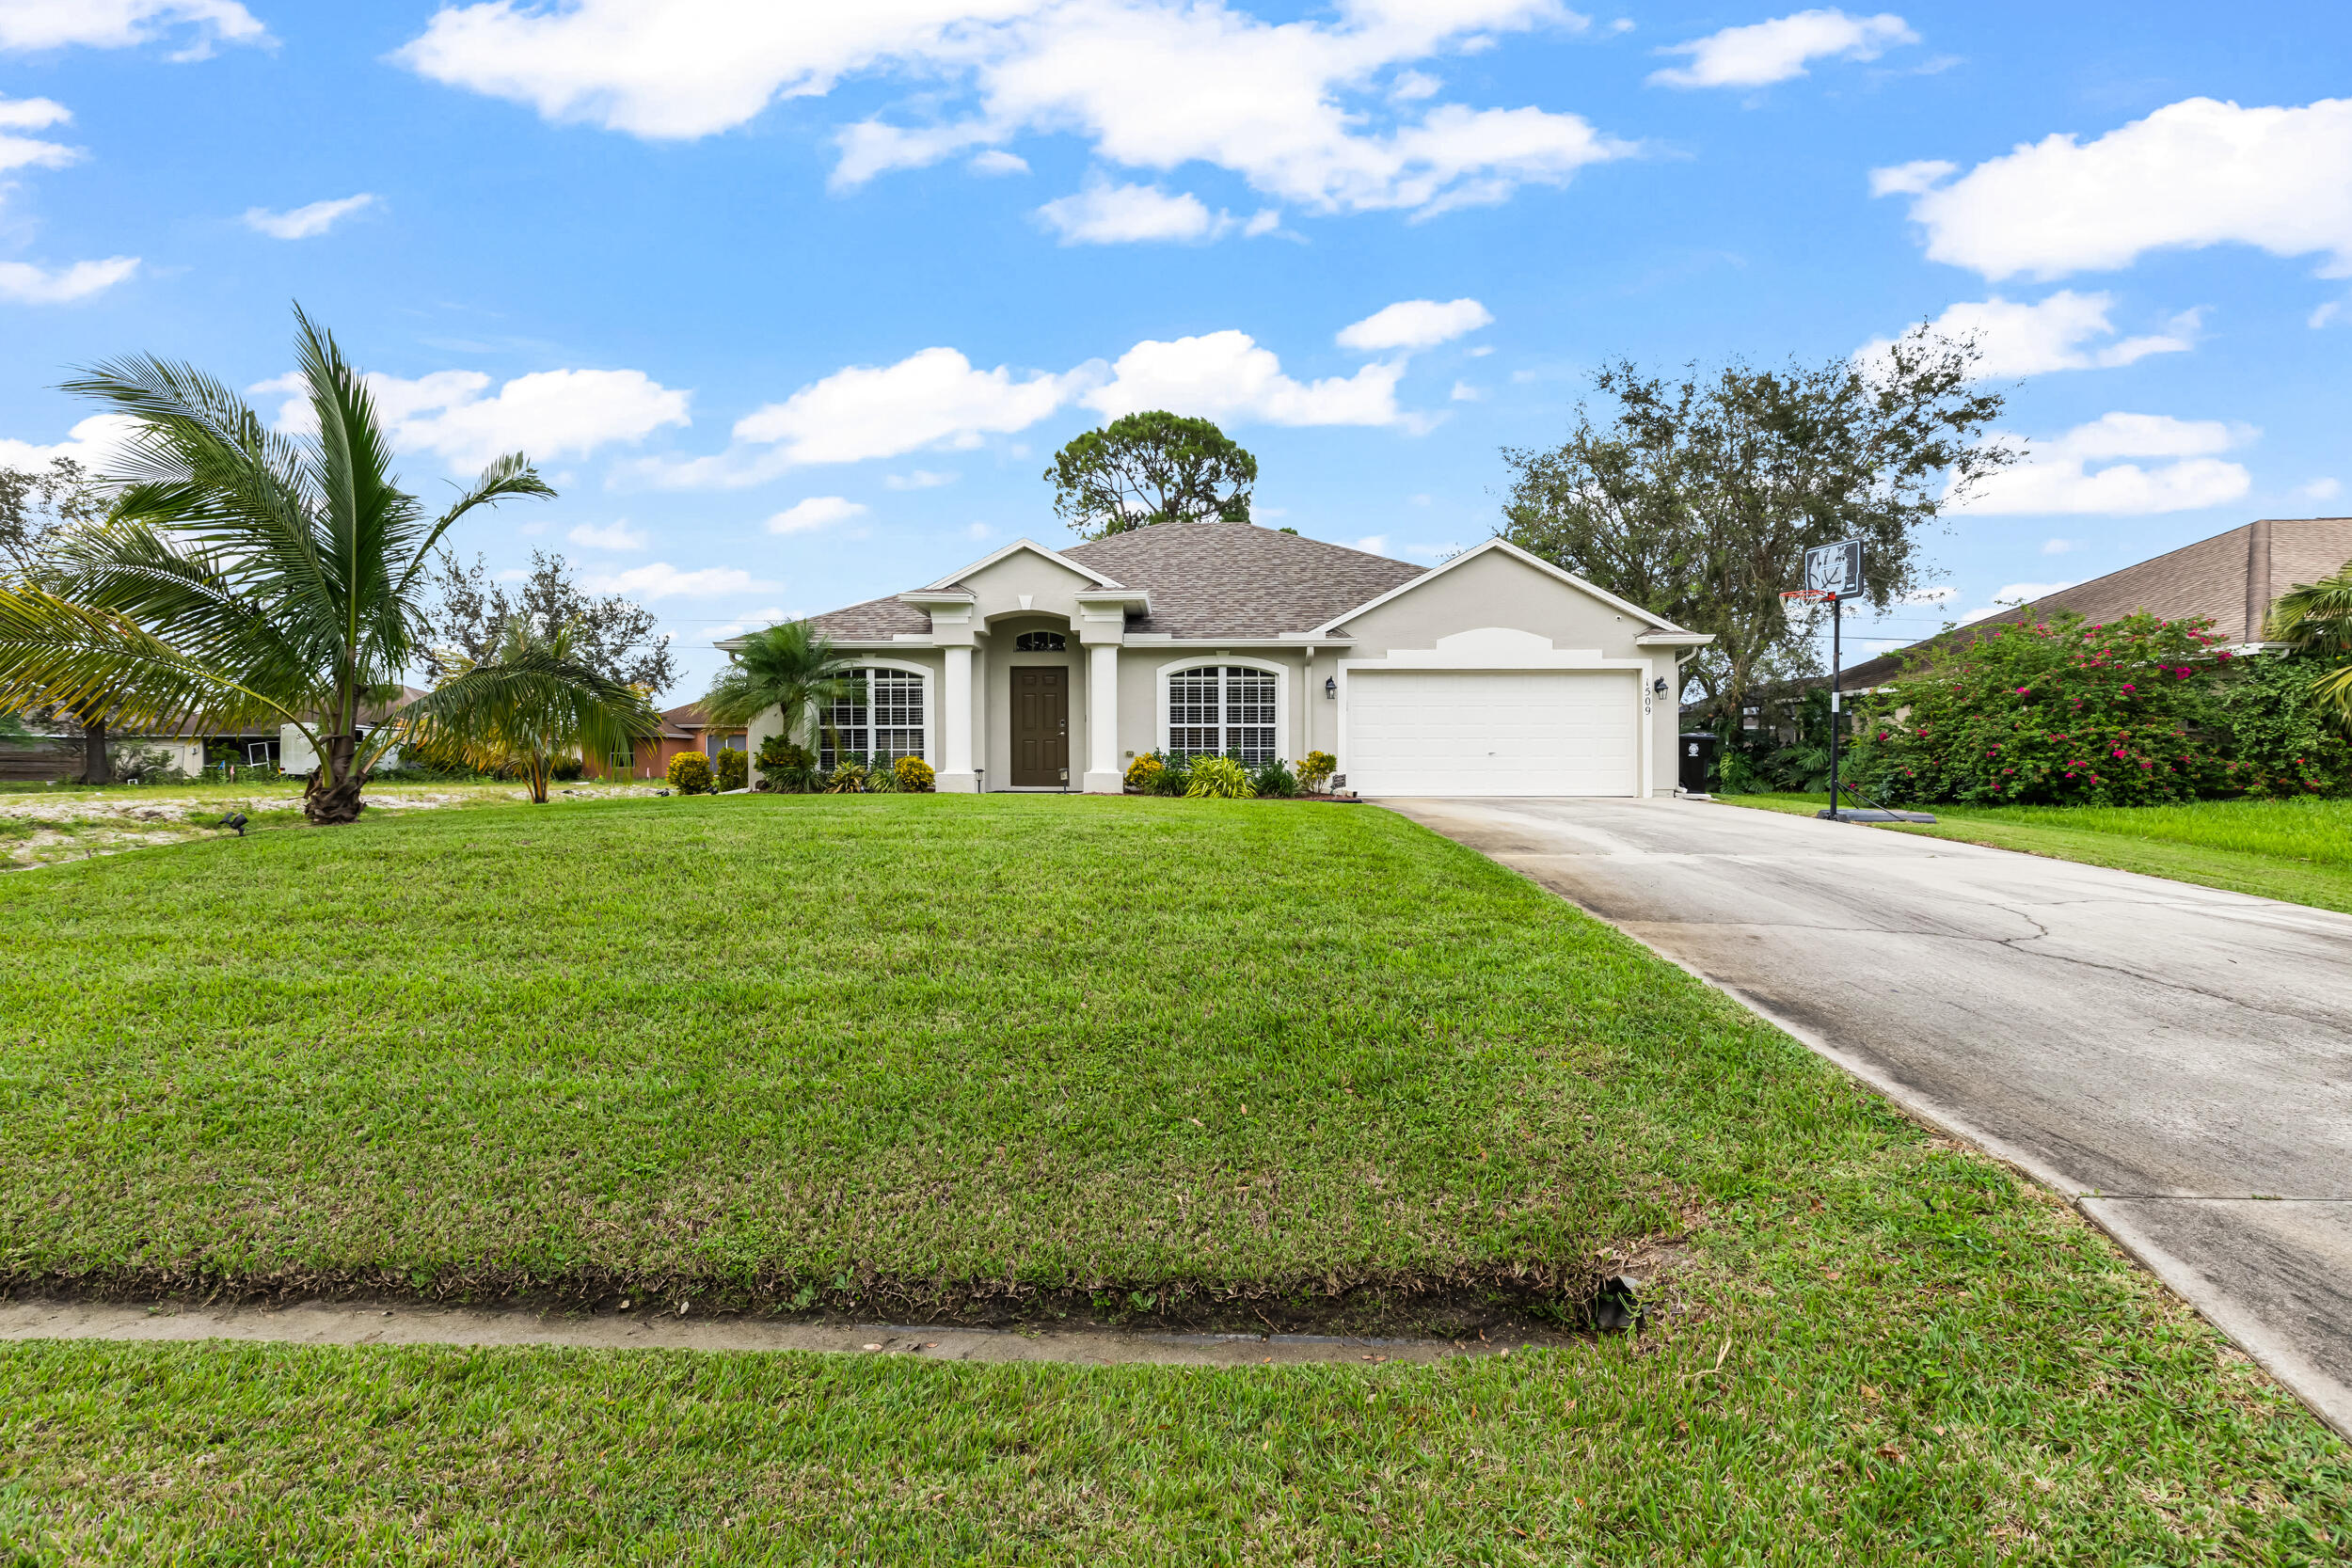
<box><xmin>1388</xmin><ymin>796</ymin><xmax>2352</xmax><ymax>1439</ymax></box>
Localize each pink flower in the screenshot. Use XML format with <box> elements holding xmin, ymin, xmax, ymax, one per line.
<box><xmin>2015</xmin><ymin>687</ymin><xmax>2031</xmax><ymax>695</ymax></box>
<box><xmin>2121</xmin><ymin>683</ymin><xmax>2137</xmax><ymax>692</ymax></box>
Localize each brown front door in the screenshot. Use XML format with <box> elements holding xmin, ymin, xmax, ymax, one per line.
<box><xmin>1010</xmin><ymin>667</ymin><xmax>1069</xmax><ymax>787</ymax></box>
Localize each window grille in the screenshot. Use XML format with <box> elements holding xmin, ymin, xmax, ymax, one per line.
<box><xmin>1014</xmin><ymin>630</ymin><xmax>1067</xmax><ymax>651</ymax></box>
<box><xmin>1166</xmin><ymin>665</ymin><xmax>1278</xmax><ymax>763</ymax></box>
<box><xmin>822</xmin><ymin>668</ymin><xmax>928</xmax><ymax>768</ymax></box>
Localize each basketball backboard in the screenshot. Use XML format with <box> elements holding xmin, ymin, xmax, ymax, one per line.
<box><xmin>1804</xmin><ymin>538</ymin><xmax>1864</xmax><ymax>599</ymax></box>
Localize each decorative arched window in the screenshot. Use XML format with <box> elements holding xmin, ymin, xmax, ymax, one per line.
<box><xmin>1014</xmin><ymin>630</ymin><xmax>1067</xmax><ymax>651</ymax></box>
<box><xmin>821</xmin><ymin>666</ymin><xmax>928</xmax><ymax>768</ymax></box>
<box><xmin>1167</xmin><ymin>664</ymin><xmax>1278</xmax><ymax>763</ymax></box>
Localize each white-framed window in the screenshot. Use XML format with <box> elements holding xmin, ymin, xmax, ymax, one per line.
<box><xmin>822</xmin><ymin>666</ymin><xmax>929</xmax><ymax>768</ymax></box>
<box><xmin>1166</xmin><ymin>664</ymin><xmax>1279</xmax><ymax>763</ymax></box>
<box><xmin>1014</xmin><ymin>630</ymin><xmax>1067</xmax><ymax>651</ymax></box>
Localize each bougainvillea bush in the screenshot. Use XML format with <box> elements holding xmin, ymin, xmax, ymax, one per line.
<box><xmin>1850</xmin><ymin>611</ymin><xmax>2239</xmax><ymax>807</ymax></box>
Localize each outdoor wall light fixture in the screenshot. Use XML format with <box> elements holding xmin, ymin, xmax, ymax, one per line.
<box><xmin>1652</xmin><ymin>677</ymin><xmax>1669</xmax><ymax>694</ymax></box>
<box><xmin>1324</xmin><ymin>676</ymin><xmax>1337</xmax><ymax>698</ymax></box>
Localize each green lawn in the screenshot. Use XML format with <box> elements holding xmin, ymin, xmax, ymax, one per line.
<box><xmin>1721</xmin><ymin>793</ymin><xmax>2352</xmax><ymax>914</ymax></box>
<box><xmin>1</xmin><ymin>795</ymin><xmax>2344</xmax><ymax>1562</ymax></box>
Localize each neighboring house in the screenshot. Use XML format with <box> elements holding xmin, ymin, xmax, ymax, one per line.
<box><xmin>717</xmin><ymin>521</ymin><xmax>1711</xmax><ymax>799</ymax></box>
<box><xmin>1838</xmin><ymin>515</ymin><xmax>2352</xmax><ymax>691</ymax></box>
<box><xmin>277</xmin><ymin>688</ymin><xmax>428</xmax><ymax>775</ymax></box>
<box><xmin>0</xmin><ymin>715</ymin><xmax>281</xmax><ymax>783</ymax></box>
<box><xmin>585</xmin><ymin>703</ymin><xmax>735</xmax><ymax>781</ymax></box>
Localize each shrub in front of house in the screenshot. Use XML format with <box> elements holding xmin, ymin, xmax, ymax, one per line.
<box><xmin>2205</xmin><ymin>653</ymin><xmax>2352</xmax><ymax>798</ymax></box>
<box><xmin>666</xmin><ymin>752</ymin><xmax>713</xmax><ymax>795</ymax></box>
<box><xmin>1297</xmin><ymin>750</ymin><xmax>1336</xmax><ymax>794</ymax></box>
<box><xmin>755</xmin><ymin>737</ymin><xmax>816</xmax><ymax>793</ymax></box>
<box><xmin>1122</xmin><ymin>753</ymin><xmax>1163</xmax><ymax>793</ymax></box>
<box><xmin>1850</xmin><ymin>611</ymin><xmax>2234</xmax><ymax>806</ymax></box>
<box><xmin>1250</xmin><ymin>755</ymin><xmax>1299</xmax><ymax>797</ymax></box>
<box><xmin>894</xmin><ymin>755</ymin><xmax>936</xmax><ymax>792</ymax></box>
<box><xmin>823</xmin><ymin>759</ymin><xmax>871</xmax><ymax>794</ymax></box>
<box><xmin>713</xmin><ymin>748</ymin><xmax>749</xmax><ymax>792</ymax></box>
<box><xmin>1184</xmin><ymin>754</ymin><xmax>1255</xmax><ymax>799</ymax></box>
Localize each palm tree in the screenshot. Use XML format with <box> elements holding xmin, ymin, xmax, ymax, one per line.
<box><xmin>700</xmin><ymin>619</ymin><xmax>860</xmax><ymax>760</ymax></box>
<box><xmin>411</xmin><ymin>615</ymin><xmax>656</xmax><ymax>803</ymax></box>
<box><xmin>2268</xmin><ymin>560</ymin><xmax>2352</xmax><ymax>726</ymax></box>
<box><xmin>0</xmin><ymin>307</ymin><xmax>629</xmax><ymax>822</ymax></box>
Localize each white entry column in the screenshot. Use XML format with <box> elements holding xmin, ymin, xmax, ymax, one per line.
<box><xmin>940</xmin><ymin>644</ymin><xmax>977</xmax><ymax>792</ymax></box>
<box><xmin>1084</xmin><ymin>641</ymin><xmax>1120</xmax><ymax>793</ymax></box>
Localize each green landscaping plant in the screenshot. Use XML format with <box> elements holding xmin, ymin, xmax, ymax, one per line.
<box><xmin>699</xmin><ymin>621</ymin><xmax>858</xmax><ymax>759</ymax></box>
<box><xmin>893</xmin><ymin>755</ymin><xmax>935</xmax><ymax>792</ymax></box>
<box><xmin>1296</xmin><ymin>750</ymin><xmax>1335</xmax><ymax>793</ymax></box>
<box><xmin>665</xmin><ymin>751</ymin><xmax>712</xmax><ymax>795</ymax></box>
<box><xmin>1123</xmin><ymin>752</ymin><xmax>1164</xmax><ymax>793</ymax></box>
<box><xmin>1851</xmin><ymin>610</ymin><xmax>2233</xmax><ymax>806</ymax></box>
<box><xmin>822</xmin><ymin>758</ymin><xmax>870</xmax><ymax>794</ymax></box>
<box><xmin>1184</xmin><ymin>754</ymin><xmax>1254</xmax><ymax>799</ymax></box>
<box><xmin>2266</xmin><ymin>556</ymin><xmax>2352</xmax><ymax>728</ymax></box>
<box><xmin>412</xmin><ymin>616</ymin><xmax>659</xmax><ymax>804</ymax></box>
<box><xmin>1249</xmin><ymin>755</ymin><xmax>1298</xmax><ymax>798</ymax></box>
<box><xmin>714</xmin><ymin>747</ymin><xmax>748</xmax><ymax>792</ymax></box>
<box><xmin>755</xmin><ymin>736</ymin><xmax>815</xmax><ymax>793</ymax></box>
<box><xmin>0</xmin><ymin>309</ymin><xmax>574</xmax><ymax>825</ymax></box>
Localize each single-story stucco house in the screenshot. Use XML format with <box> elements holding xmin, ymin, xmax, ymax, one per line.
<box><xmin>718</xmin><ymin>521</ymin><xmax>1712</xmax><ymax>798</ymax></box>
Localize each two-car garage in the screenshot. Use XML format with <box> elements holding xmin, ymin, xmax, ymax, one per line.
<box><xmin>1340</xmin><ymin>669</ymin><xmax>1643</xmax><ymax>798</ymax></box>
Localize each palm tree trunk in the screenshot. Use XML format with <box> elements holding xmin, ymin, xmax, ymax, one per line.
<box><xmin>78</xmin><ymin>708</ymin><xmax>107</xmax><ymax>785</ymax></box>
<box><xmin>305</xmin><ymin>730</ymin><xmax>367</xmax><ymax>824</ymax></box>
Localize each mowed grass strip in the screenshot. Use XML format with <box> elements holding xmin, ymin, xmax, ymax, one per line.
<box><xmin>1722</xmin><ymin>793</ymin><xmax>2352</xmax><ymax>915</ymax></box>
<box><xmin>2</xmin><ymin>1133</ymin><xmax>2345</xmax><ymax>1563</ymax></box>
<box><xmin>0</xmin><ymin>795</ymin><xmax>1840</xmax><ymax>1312</ymax></box>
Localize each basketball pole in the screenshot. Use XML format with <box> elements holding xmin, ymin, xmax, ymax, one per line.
<box><xmin>1828</xmin><ymin>593</ymin><xmax>1841</xmax><ymax>819</ymax></box>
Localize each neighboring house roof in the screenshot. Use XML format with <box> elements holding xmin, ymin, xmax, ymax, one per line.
<box><xmin>1059</xmin><ymin>520</ymin><xmax>1427</xmax><ymax>638</ymax></box>
<box><xmin>1838</xmin><ymin>516</ymin><xmax>2352</xmax><ymax>689</ymax></box>
<box><xmin>659</xmin><ymin>701</ymin><xmax>723</xmax><ymax>736</ymax></box>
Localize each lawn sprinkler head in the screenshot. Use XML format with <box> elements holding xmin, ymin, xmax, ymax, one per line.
<box><xmin>216</xmin><ymin>812</ymin><xmax>249</xmax><ymax>837</ymax></box>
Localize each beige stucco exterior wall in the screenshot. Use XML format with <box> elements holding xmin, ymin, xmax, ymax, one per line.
<box><xmin>1330</xmin><ymin>549</ymin><xmax>1688</xmax><ymax>796</ymax></box>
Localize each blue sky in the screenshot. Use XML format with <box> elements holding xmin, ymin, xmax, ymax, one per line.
<box><xmin>0</xmin><ymin>1</ymin><xmax>2347</xmax><ymax>694</ymax></box>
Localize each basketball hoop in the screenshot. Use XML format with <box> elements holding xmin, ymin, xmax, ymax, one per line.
<box><xmin>1780</xmin><ymin>588</ymin><xmax>1836</xmax><ymax>605</ymax></box>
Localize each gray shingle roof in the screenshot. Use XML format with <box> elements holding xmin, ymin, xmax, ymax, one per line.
<box><xmin>1061</xmin><ymin>521</ymin><xmax>1425</xmax><ymax>638</ymax></box>
<box><xmin>806</xmin><ymin>593</ymin><xmax>932</xmax><ymax>641</ymax></box>
<box><xmin>1838</xmin><ymin>516</ymin><xmax>2352</xmax><ymax>689</ymax></box>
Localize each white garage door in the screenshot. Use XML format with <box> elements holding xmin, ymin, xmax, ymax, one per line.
<box><xmin>1344</xmin><ymin>671</ymin><xmax>1640</xmax><ymax>797</ymax></box>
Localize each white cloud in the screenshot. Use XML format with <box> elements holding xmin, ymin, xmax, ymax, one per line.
<box><xmin>243</xmin><ymin>193</ymin><xmax>378</xmax><ymax>240</ymax></box>
<box><xmin>0</xmin><ymin>412</ymin><xmax>139</xmax><ymax>470</ymax></box>
<box><xmin>1242</xmin><ymin>208</ymin><xmax>1282</xmax><ymax>238</ymax></box>
<box><xmin>0</xmin><ymin>0</ymin><xmax>268</xmax><ymax>55</ymax></box>
<box><xmin>1336</xmin><ymin>296</ymin><xmax>1492</xmax><ymax>353</ymax></box>
<box><xmin>1348</xmin><ymin>534</ymin><xmax>1391</xmax><ymax>555</ymax></box>
<box><xmin>581</xmin><ymin>562</ymin><xmax>775</xmax><ymax>599</ymax></box>
<box><xmin>0</xmin><ymin>97</ymin><xmax>70</xmax><ymax>130</ymax></box>
<box><xmin>886</xmin><ymin>468</ymin><xmax>957</xmax><ymax>489</ymax></box>
<box><xmin>1650</xmin><ymin>8</ymin><xmax>1915</xmax><ymax>89</ymax></box>
<box><xmin>2312</xmin><ymin>301</ymin><xmax>2344</xmax><ymax>329</ymax></box>
<box><xmin>261</xmin><ymin>366</ymin><xmax>691</xmax><ymax>471</ymax></box>
<box><xmin>1037</xmin><ymin>180</ymin><xmax>1227</xmax><ymax>245</ymax></box>
<box><xmin>1085</xmin><ymin>329</ymin><xmax>1409</xmax><ymax>428</ymax></box>
<box><xmin>1954</xmin><ymin>412</ymin><xmax>2254</xmax><ymax>517</ymax></box>
<box><xmin>767</xmin><ymin>496</ymin><xmax>868</xmax><ymax>534</ymax></box>
<box><xmin>1877</xmin><ymin>96</ymin><xmax>2352</xmax><ymax>281</ymax></box>
<box><xmin>1959</xmin><ymin>581</ymin><xmax>2078</xmax><ymax>625</ymax></box>
<box><xmin>1450</xmin><ymin>380</ymin><xmax>1483</xmax><ymax>401</ymax></box>
<box><xmin>2041</xmin><ymin>537</ymin><xmax>2076</xmax><ymax>555</ymax></box>
<box><xmin>745</xmin><ymin>348</ymin><xmax>1077</xmax><ymax>468</ymax></box>
<box><xmin>964</xmin><ymin>521</ymin><xmax>993</xmax><ymax>540</ymax></box>
<box><xmin>567</xmin><ymin>519</ymin><xmax>648</xmax><ymax>550</ymax></box>
<box><xmin>0</xmin><ymin>96</ymin><xmax>76</xmax><ymax>173</ymax></box>
<box><xmin>0</xmin><ymin>257</ymin><xmax>139</xmax><ymax>303</ymax></box>
<box><xmin>398</xmin><ymin>0</ymin><xmax>1629</xmax><ymax>220</ymax></box>
<box><xmin>1868</xmin><ymin>158</ymin><xmax>1953</xmax><ymax>198</ymax></box>
<box><xmin>1858</xmin><ymin>290</ymin><xmax>2196</xmax><ymax>378</ymax></box>
<box><xmin>969</xmin><ymin>149</ymin><xmax>1028</xmax><ymax>175</ymax></box>
<box><xmin>2296</xmin><ymin>477</ymin><xmax>2341</xmax><ymax>502</ymax></box>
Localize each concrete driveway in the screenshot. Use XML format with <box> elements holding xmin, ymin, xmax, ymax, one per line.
<box><xmin>1388</xmin><ymin>795</ymin><xmax>2352</xmax><ymax>1438</ymax></box>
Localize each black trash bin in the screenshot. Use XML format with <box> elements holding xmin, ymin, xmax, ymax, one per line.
<box><xmin>1677</xmin><ymin>732</ymin><xmax>1718</xmax><ymax>795</ymax></box>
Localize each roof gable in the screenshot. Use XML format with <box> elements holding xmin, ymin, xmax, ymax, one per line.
<box><xmin>1308</xmin><ymin>538</ymin><xmax>1693</xmax><ymax>637</ymax></box>
<box><xmin>921</xmin><ymin>538</ymin><xmax>1122</xmax><ymax>592</ymax></box>
<box><xmin>1060</xmin><ymin>520</ymin><xmax>1424</xmax><ymax>638</ymax></box>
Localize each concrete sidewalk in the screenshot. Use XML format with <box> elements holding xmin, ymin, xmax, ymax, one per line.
<box><xmin>1390</xmin><ymin>795</ymin><xmax>2352</xmax><ymax>1439</ymax></box>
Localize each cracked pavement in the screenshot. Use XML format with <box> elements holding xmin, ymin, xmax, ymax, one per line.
<box><xmin>1388</xmin><ymin>795</ymin><xmax>2352</xmax><ymax>1438</ymax></box>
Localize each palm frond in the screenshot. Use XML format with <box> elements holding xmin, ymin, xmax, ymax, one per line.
<box><xmin>0</xmin><ymin>584</ymin><xmax>305</xmax><ymax>736</ymax></box>
<box><xmin>395</xmin><ymin>619</ymin><xmax>659</xmax><ymax>774</ymax></box>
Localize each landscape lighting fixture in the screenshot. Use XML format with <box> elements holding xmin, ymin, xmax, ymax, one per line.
<box><xmin>216</xmin><ymin>812</ymin><xmax>248</xmax><ymax>837</ymax></box>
